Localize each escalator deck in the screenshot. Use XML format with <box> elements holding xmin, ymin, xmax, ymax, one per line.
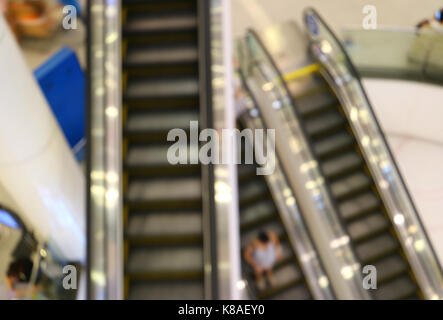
<box><xmin>238</xmin><ymin>162</ymin><xmax>312</xmax><ymax>300</ymax></box>
<box><xmin>121</xmin><ymin>0</ymin><xmax>204</xmax><ymax>299</ymax></box>
<box><xmin>287</xmin><ymin>70</ymin><xmax>421</xmax><ymax>299</ymax></box>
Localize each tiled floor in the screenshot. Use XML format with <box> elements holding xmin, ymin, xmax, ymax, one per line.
<box><xmin>20</xmin><ymin>21</ymin><xmax>86</xmax><ymax>70</ymax></box>
<box><xmin>364</xmin><ymin>78</ymin><xmax>443</xmax><ymax>265</ymax></box>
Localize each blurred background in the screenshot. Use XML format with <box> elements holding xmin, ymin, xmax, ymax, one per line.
<box><xmin>0</xmin><ymin>0</ymin><xmax>442</xmax><ymax>300</ymax></box>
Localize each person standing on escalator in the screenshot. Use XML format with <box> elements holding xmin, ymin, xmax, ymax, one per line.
<box><xmin>244</xmin><ymin>230</ymin><xmax>282</xmax><ymax>291</ymax></box>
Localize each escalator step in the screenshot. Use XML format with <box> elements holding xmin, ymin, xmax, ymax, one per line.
<box><xmin>127</xmin><ymin>211</ymin><xmax>202</xmax><ymax>237</ymax></box>
<box><xmin>127</xmin><ymin>245</ymin><xmax>202</xmax><ymax>274</ymax></box>
<box><xmin>372</xmin><ymin>254</ymin><xmax>409</xmax><ymax>284</ymax></box>
<box><xmin>126</xmin><ymin>76</ymin><xmax>199</xmax><ymax>99</ymax></box>
<box><xmin>125</xmin><ymin>12</ymin><xmax>197</xmax><ymax>34</ymax></box>
<box><xmin>296</xmin><ymin>90</ymin><xmax>337</xmax><ymax>118</ymax></box>
<box><xmin>125</xmin><ymin>44</ymin><xmax>198</xmax><ymax>66</ymax></box>
<box><xmin>126</xmin><ymin>144</ymin><xmax>197</xmax><ymax>166</ymax></box>
<box><xmin>347</xmin><ymin>211</ymin><xmax>389</xmax><ymax>243</ymax></box>
<box><xmin>240</xmin><ymin>199</ymin><xmax>277</xmax><ymax>230</ymax></box>
<box><xmin>355</xmin><ymin>233</ymin><xmax>398</xmax><ymax>263</ymax></box>
<box><xmin>373</xmin><ymin>275</ymin><xmax>417</xmax><ymax>300</ymax></box>
<box><xmin>321</xmin><ymin>151</ymin><xmax>362</xmax><ymax>181</ymax></box>
<box><xmin>129</xmin><ymin>279</ymin><xmax>203</xmax><ymax>300</ymax></box>
<box><xmin>127</xmin><ymin>233</ymin><xmax>202</xmax><ymax>246</ymax></box>
<box><xmin>125</xmin><ymin>164</ymin><xmax>200</xmax><ymax>177</ymax></box>
<box><xmin>330</xmin><ymin>171</ymin><xmax>371</xmax><ymax>201</ymax></box>
<box><xmin>126</xmin><ymin>199</ymin><xmax>201</xmax><ymax>211</ymax></box>
<box><xmin>262</xmin><ymin>263</ymin><xmax>303</xmax><ymax>296</ymax></box>
<box><xmin>338</xmin><ymin>191</ymin><xmax>380</xmax><ymax>221</ymax></box>
<box><xmin>304</xmin><ymin>110</ymin><xmax>346</xmax><ymax>139</ymax></box>
<box><xmin>125</xmin><ymin>109</ymin><xmax>198</xmax><ymax>132</ymax></box>
<box><xmin>270</xmin><ymin>283</ymin><xmax>311</xmax><ymax>300</ymax></box>
<box><xmin>127</xmin><ymin>177</ymin><xmax>201</xmax><ymax>201</ymax></box>
<box><xmin>124</xmin><ymin>95</ymin><xmax>199</xmax><ymax>110</ymax></box>
<box><xmin>314</xmin><ymin>131</ymin><xmax>354</xmax><ymax>160</ymax></box>
<box><xmin>123</xmin><ymin>0</ymin><xmax>196</xmax><ymax>12</ymax></box>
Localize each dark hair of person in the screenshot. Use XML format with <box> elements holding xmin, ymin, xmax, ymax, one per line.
<box><xmin>258</xmin><ymin>231</ymin><xmax>270</xmax><ymax>244</ymax></box>
<box><xmin>6</xmin><ymin>258</ymin><xmax>33</xmax><ymax>282</ymax></box>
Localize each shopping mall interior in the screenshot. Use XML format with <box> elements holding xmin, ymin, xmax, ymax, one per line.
<box><xmin>0</xmin><ymin>0</ymin><xmax>442</xmax><ymax>300</ymax></box>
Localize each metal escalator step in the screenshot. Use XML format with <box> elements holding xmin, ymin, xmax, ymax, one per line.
<box><xmin>270</xmin><ymin>283</ymin><xmax>311</xmax><ymax>300</ymax></box>
<box><xmin>125</xmin><ymin>12</ymin><xmax>197</xmax><ymax>33</ymax></box>
<box><xmin>330</xmin><ymin>171</ymin><xmax>372</xmax><ymax>201</ymax></box>
<box><xmin>239</xmin><ymin>180</ymin><xmax>270</xmax><ymax>208</ymax></box>
<box><xmin>338</xmin><ymin>191</ymin><xmax>380</xmax><ymax>221</ymax></box>
<box><xmin>374</xmin><ymin>275</ymin><xmax>417</xmax><ymax>300</ymax></box>
<box><xmin>128</xmin><ymin>270</ymin><xmax>202</xmax><ymax>281</ymax></box>
<box><xmin>322</xmin><ymin>151</ymin><xmax>362</xmax><ymax>182</ymax></box>
<box><xmin>127</xmin><ymin>245</ymin><xmax>202</xmax><ymax>273</ymax></box>
<box><xmin>240</xmin><ymin>199</ymin><xmax>277</xmax><ymax>230</ymax></box>
<box><xmin>125</xmin><ymin>62</ymin><xmax>198</xmax><ymax>77</ymax></box>
<box><xmin>124</xmin><ymin>29</ymin><xmax>197</xmax><ymax>45</ymax></box>
<box><xmin>295</xmin><ymin>88</ymin><xmax>337</xmax><ymax>118</ymax></box>
<box><xmin>124</xmin><ymin>130</ymin><xmax>181</xmax><ymax>144</ymax></box>
<box><xmin>260</xmin><ymin>263</ymin><xmax>303</xmax><ymax>297</ymax></box>
<box><xmin>127</xmin><ymin>199</ymin><xmax>201</xmax><ymax>211</ymax></box>
<box><xmin>125</xmin><ymin>164</ymin><xmax>200</xmax><ymax>178</ymax></box>
<box><xmin>125</xmin><ymin>110</ymin><xmax>198</xmax><ymax>131</ymax></box>
<box><xmin>314</xmin><ymin>132</ymin><xmax>354</xmax><ymax>160</ymax></box>
<box><xmin>347</xmin><ymin>211</ymin><xmax>390</xmax><ymax>243</ymax></box>
<box><xmin>304</xmin><ymin>110</ymin><xmax>346</xmax><ymax>139</ymax></box>
<box><xmin>238</xmin><ymin>164</ymin><xmax>258</xmax><ymax>183</ymax></box>
<box><xmin>123</xmin><ymin>0</ymin><xmax>196</xmax><ymax>13</ymax></box>
<box><xmin>127</xmin><ymin>233</ymin><xmax>202</xmax><ymax>246</ymax></box>
<box><xmin>126</xmin><ymin>144</ymin><xmax>198</xmax><ymax>166</ymax></box>
<box><xmin>258</xmin><ymin>266</ymin><xmax>304</xmax><ymax>300</ymax></box>
<box><xmin>126</xmin><ymin>76</ymin><xmax>199</xmax><ymax>99</ymax></box>
<box><xmin>372</xmin><ymin>254</ymin><xmax>409</xmax><ymax>284</ymax></box>
<box><xmin>127</xmin><ymin>211</ymin><xmax>202</xmax><ymax>237</ymax></box>
<box><xmin>124</xmin><ymin>95</ymin><xmax>199</xmax><ymax>110</ymax></box>
<box><xmin>129</xmin><ymin>279</ymin><xmax>203</xmax><ymax>300</ymax></box>
<box><xmin>125</xmin><ymin>44</ymin><xmax>198</xmax><ymax>66</ymax></box>
<box><xmin>355</xmin><ymin>233</ymin><xmax>398</xmax><ymax>263</ymax></box>
<box><xmin>127</xmin><ymin>177</ymin><xmax>201</xmax><ymax>201</ymax></box>
<box><xmin>299</xmin><ymin>102</ymin><xmax>337</xmax><ymax>119</ymax></box>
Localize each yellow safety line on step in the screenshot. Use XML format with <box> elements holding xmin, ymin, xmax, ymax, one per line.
<box><xmin>283</xmin><ymin>63</ymin><xmax>320</xmax><ymax>82</ymax></box>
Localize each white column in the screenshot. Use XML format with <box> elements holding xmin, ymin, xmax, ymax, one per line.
<box><xmin>0</xmin><ymin>16</ymin><xmax>85</xmax><ymax>261</ymax></box>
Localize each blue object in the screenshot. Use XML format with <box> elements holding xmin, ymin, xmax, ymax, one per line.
<box><xmin>0</xmin><ymin>208</ymin><xmax>20</xmax><ymax>229</ymax></box>
<box><xmin>34</xmin><ymin>47</ymin><xmax>85</xmax><ymax>161</ymax></box>
<box><xmin>306</xmin><ymin>14</ymin><xmax>318</xmax><ymax>36</ymax></box>
<box><xmin>58</xmin><ymin>0</ymin><xmax>82</xmax><ymax>16</ymax></box>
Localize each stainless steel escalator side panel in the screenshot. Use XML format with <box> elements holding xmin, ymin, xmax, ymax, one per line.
<box><xmin>87</xmin><ymin>0</ymin><xmax>124</xmax><ymax>300</ymax></box>
<box><xmin>303</xmin><ymin>7</ymin><xmax>443</xmax><ymax>299</ymax></box>
<box><xmin>199</xmin><ymin>0</ymin><xmax>243</xmax><ymax>300</ymax></box>
<box><xmin>237</xmin><ymin>30</ymin><xmax>371</xmax><ymax>300</ymax></box>
<box><xmin>237</xmin><ymin>73</ymin><xmax>335</xmax><ymax>300</ymax></box>
<box><xmin>253</xmin><ymin>21</ymin><xmax>311</xmax><ymax>76</ymax></box>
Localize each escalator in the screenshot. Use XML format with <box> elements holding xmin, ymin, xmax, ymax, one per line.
<box><xmin>286</xmin><ymin>69</ymin><xmax>420</xmax><ymax>299</ymax></box>
<box><xmin>238</xmin><ymin>161</ymin><xmax>312</xmax><ymax>300</ymax></box>
<box><xmin>121</xmin><ymin>0</ymin><xmax>204</xmax><ymax>300</ymax></box>
<box><xmin>236</xmin><ymin>16</ymin><xmax>441</xmax><ymax>298</ymax></box>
